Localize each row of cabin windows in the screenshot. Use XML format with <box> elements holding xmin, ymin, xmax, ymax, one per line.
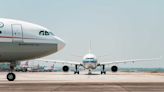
<box><xmin>39</xmin><ymin>31</ymin><xmax>54</xmax><ymax>36</ymax></box>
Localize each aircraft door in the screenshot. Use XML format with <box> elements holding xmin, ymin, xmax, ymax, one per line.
<box><xmin>12</xmin><ymin>24</ymin><xmax>23</xmax><ymax>42</ymax></box>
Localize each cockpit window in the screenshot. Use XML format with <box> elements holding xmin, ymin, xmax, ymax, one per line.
<box><xmin>49</xmin><ymin>32</ymin><xmax>55</xmax><ymax>36</ymax></box>
<box><xmin>39</xmin><ymin>30</ymin><xmax>54</xmax><ymax>36</ymax></box>
<box><xmin>83</xmin><ymin>59</ymin><xmax>97</xmax><ymax>63</ymax></box>
<box><xmin>45</xmin><ymin>31</ymin><xmax>49</xmax><ymax>35</ymax></box>
<box><xmin>86</xmin><ymin>58</ymin><xmax>94</xmax><ymax>59</ymax></box>
<box><xmin>39</xmin><ymin>31</ymin><xmax>44</xmax><ymax>35</ymax></box>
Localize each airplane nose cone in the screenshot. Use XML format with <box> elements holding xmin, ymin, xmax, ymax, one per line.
<box><xmin>58</xmin><ymin>40</ymin><xmax>65</xmax><ymax>50</ymax></box>
<box><xmin>55</xmin><ymin>36</ymin><xmax>65</xmax><ymax>51</ymax></box>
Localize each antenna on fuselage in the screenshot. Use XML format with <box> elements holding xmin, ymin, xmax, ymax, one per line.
<box><xmin>89</xmin><ymin>40</ymin><xmax>91</xmax><ymax>53</ymax></box>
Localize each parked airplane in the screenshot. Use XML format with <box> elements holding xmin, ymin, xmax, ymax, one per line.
<box><xmin>38</xmin><ymin>46</ymin><xmax>161</xmax><ymax>74</ymax></box>
<box><xmin>15</xmin><ymin>61</ymin><xmax>43</xmax><ymax>72</ymax></box>
<box><xmin>0</xmin><ymin>18</ymin><xmax>65</xmax><ymax>81</ymax></box>
<box><xmin>27</xmin><ymin>64</ymin><xmax>44</xmax><ymax>72</ymax></box>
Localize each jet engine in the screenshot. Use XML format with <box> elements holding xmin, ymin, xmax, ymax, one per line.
<box><xmin>111</xmin><ymin>66</ymin><xmax>118</xmax><ymax>72</ymax></box>
<box><xmin>62</xmin><ymin>66</ymin><xmax>69</xmax><ymax>72</ymax></box>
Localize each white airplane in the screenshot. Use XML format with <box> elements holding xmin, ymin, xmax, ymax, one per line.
<box><xmin>16</xmin><ymin>61</ymin><xmax>42</xmax><ymax>72</ymax></box>
<box><xmin>0</xmin><ymin>18</ymin><xmax>65</xmax><ymax>81</ymax></box>
<box><xmin>38</xmin><ymin>46</ymin><xmax>161</xmax><ymax>74</ymax></box>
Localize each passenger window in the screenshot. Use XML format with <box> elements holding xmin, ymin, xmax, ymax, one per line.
<box><xmin>0</xmin><ymin>31</ymin><xmax>2</xmax><ymax>34</ymax></box>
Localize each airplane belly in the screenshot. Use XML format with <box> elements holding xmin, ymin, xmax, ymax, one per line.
<box><xmin>0</xmin><ymin>42</ymin><xmax>58</xmax><ymax>62</ymax></box>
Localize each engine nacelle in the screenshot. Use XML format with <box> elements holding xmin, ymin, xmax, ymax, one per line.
<box><xmin>111</xmin><ymin>66</ymin><xmax>118</xmax><ymax>72</ymax></box>
<box><xmin>62</xmin><ymin>66</ymin><xmax>69</xmax><ymax>72</ymax></box>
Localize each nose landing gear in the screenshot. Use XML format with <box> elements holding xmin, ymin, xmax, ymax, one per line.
<box><xmin>88</xmin><ymin>69</ymin><xmax>92</xmax><ymax>74</ymax></box>
<box><xmin>7</xmin><ymin>73</ymin><xmax>16</xmax><ymax>81</ymax></box>
<box><xmin>7</xmin><ymin>61</ymin><xmax>16</xmax><ymax>81</ymax></box>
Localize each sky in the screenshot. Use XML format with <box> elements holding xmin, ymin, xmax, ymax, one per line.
<box><xmin>0</xmin><ymin>0</ymin><xmax>164</xmax><ymax>68</ymax></box>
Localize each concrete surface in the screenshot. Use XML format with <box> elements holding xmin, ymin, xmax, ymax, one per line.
<box><xmin>0</xmin><ymin>72</ymin><xmax>164</xmax><ymax>92</ymax></box>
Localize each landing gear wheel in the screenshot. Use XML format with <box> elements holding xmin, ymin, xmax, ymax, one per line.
<box><xmin>7</xmin><ymin>73</ymin><xmax>16</xmax><ymax>81</ymax></box>
<box><xmin>77</xmin><ymin>71</ymin><xmax>79</xmax><ymax>74</ymax></box>
<box><xmin>74</xmin><ymin>71</ymin><xmax>79</xmax><ymax>74</ymax></box>
<box><xmin>101</xmin><ymin>71</ymin><xmax>106</xmax><ymax>75</ymax></box>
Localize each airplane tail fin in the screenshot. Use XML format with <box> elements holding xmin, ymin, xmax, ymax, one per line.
<box><xmin>89</xmin><ymin>40</ymin><xmax>91</xmax><ymax>53</ymax></box>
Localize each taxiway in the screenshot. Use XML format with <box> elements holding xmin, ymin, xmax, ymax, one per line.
<box><xmin>0</xmin><ymin>72</ymin><xmax>164</xmax><ymax>92</ymax></box>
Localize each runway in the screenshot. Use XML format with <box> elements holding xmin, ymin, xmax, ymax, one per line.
<box><xmin>1</xmin><ymin>72</ymin><xmax>164</xmax><ymax>92</ymax></box>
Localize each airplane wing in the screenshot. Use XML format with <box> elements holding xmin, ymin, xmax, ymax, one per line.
<box><xmin>98</xmin><ymin>57</ymin><xmax>161</xmax><ymax>66</ymax></box>
<box><xmin>35</xmin><ymin>59</ymin><xmax>82</xmax><ymax>65</ymax></box>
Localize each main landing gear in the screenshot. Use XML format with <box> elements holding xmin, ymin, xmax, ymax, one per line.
<box><xmin>101</xmin><ymin>65</ymin><xmax>106</xmax><ymax>74</ymax></box>
<box><xmin>7</xmin><ymin>62</ymin><xmax>16</xmax><ymax>81</ymax></box>
<box><xmin>74</xmin><ymin>65</ymin><xmax>79</xmax><ymax>74</ymax></box>
<box><xmin>7</xmin><ymin>73</ymin><xmax>16</xmax><ymax>81</ymax></box>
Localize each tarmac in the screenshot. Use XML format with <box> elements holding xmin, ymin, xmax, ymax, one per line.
<box><xmin>0</xmin><ymin>72</ymin><xmax>164</xmax><ymax>92</ymax></box>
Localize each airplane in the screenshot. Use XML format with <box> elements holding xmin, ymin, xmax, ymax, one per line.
<box><xmin>15</xmin><ymin>61</ymin><xmax>44</xmax><ymax>72</ymax></box>
<box><xmin>27</xmin><ymin>63</ymin><xmax>44</xmax><ymax>72</ymax></box>
<box><xmin>37</xmin><ymin>45</ymin><xmax>161</xmax><ymax>75</ymax></box>
<box><xmin>0</xmin><ymin>18</ymin><xmax>65</xmax><ymax>81</ymax></box>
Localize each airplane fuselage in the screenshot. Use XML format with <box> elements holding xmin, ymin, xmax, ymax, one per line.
<box><xmin>0</xmin><ymin>18</ymin><xmax>65</xmax><ymax>62</ymax></box>
<box><xmin>82</xmin><ymin>53</ymin><xmax>98</xmax><ymax>70</ymax></box>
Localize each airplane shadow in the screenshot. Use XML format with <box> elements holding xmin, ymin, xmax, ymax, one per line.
<box><xmin>84</xmin><ymin>73</ymin><xmax>100</xmax><ymax>75</ymax></box>
<box><xmin>53</xmin><ymin>72</ymin><xmax>101</xmax><ymax>75</ymax></box>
